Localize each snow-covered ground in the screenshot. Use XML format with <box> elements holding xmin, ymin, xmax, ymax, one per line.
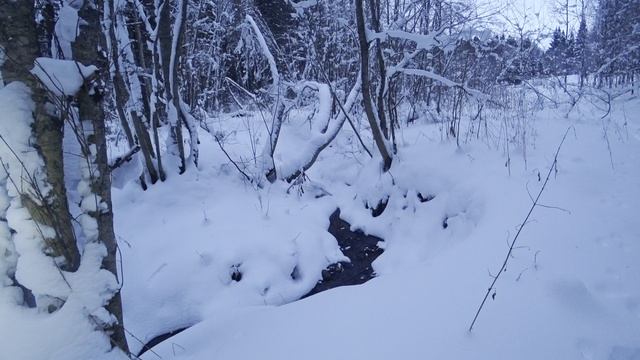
<box><xmin>114</xmin><ymin>87</ymin><xmax>640</xmax><ymax>360</ymax></box>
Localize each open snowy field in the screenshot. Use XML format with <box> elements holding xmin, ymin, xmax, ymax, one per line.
<box><xmin>112</xmin><ymin>89</ymin><xmax>640</xmax><ymax>360</ymax></box>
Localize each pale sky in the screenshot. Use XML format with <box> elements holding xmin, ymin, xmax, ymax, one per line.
<box><xmin>479</xmin><ymin>0</ymin><xmax>592</xmax><ymax>48</ymax></box>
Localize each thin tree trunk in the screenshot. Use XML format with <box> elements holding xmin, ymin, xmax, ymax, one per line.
<box><xmin>107</xmin><ymin>0</ymin><xmax>159</xmax><ymax>186</ymax></box>
<box><xmin>355</xmin><ymin>0</ymin><xmax>393</xmax><ymax>171</ymax></box>
<box><xmin>73</xmin><ymin>0</ymin><xmax>129</xmax><ymax>352</ymax></box>
<box><xmin>173</xmin><ymin>0</ymin><xmax>199</xmax><ymax>168</ymax></box>
<box><xmin>132</xmin><ymin>111</ymin><xmax>160</xmax><ymax>184</ymax></box>
<box><xmin>246</xmin><ymin>14</ymin><xmax>285</xmax><ymax>183</ymax></box>
<box><xmin>129</xmin><ymin>4</ymin><xmax>166</xmax><ymax>181</ymax></box>
<box><xmin>106</xmin><ymin>0</ymin><xmax>135</xmax><ymax>148</ymax></box>
<box><xmin>368</xmin><ymin>0</ymin><xmax>390</xmax><ymax>140</ymax></box>
<box><xmin>159</xmin><ymin>0</ymin><xmax>187</xmax><ymax>173</ymax></box>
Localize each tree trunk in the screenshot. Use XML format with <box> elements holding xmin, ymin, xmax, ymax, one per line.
<box><xmin>355</xmin><ymin>0</ymin><xmax>393</xmax><ymax>171</ymax></box>
<box><xmin>107</xmin><ymin>0</ymin><xmax>159</xmax><ymax>186</ymax></box>
<box><xmin>0</xmin><ymin>0</ymin><xmax>81</xmax><ymax>272</ymax></box>
<box><xmin>72</xmin><ymin>0</ymin><xmax>129</xmax><ymax>352</ymax></box>
<box><xmin>173</xmin><ymin>0</ymin><xmax>199</xmax><ymax>168</ymax></box>
<box><xmin>159</xmin><ymin>0</ymin><xmax>187</xmax><ymax>173</ymax></box>
<box><xmin>368</xmin><ymin>0</ymin><xmax>390</xmax><ymax>140</ymax></box>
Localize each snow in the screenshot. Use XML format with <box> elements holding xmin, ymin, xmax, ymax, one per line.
<box><xmin>115</xmin><ymin>165</ymin><xmax>346</xmax><ymax>353</ymax></box>
<box><xmin>0</xmin><ymin>83</ymin><xmax>49</xmax><ymax>198</ymax></box>
<box><xmin>0</xmin><ymin>82</ymin><xmax>127</xmax><ymax>360</ymax></box>
<box><xmin>2</xmin><ymin>51</ymin><xmax>640</xmax><ymax>359</ymax></box>
<box><xmin>54</xmin><ymin>4</ymin><xmax>81</xmax><ymax>59</ymax></box>
<box><xmin>276</xmin><ymin>81</ymin><xmax>338</xmax><ymax>179</ymax></box>
<box><xmin>370</xmin><ymin>29</ymin><xmax>440</xmax><ymax>49</ymax></box>
<box><xmin>246</xmin><ymin>15</ymin><xmax>279</xmax><ymax>90</ymax></box>
<box><xmin>0</xmin><ymin>83</ymin><xmax>64</xmax><ymax>301</ymax></box>
<box><xmin>291</xmin><ymin>0</ymin><xmax>318</xmax><ymax>15</ymax></box>
<box><xmin>169</xmin><ymin>0</ymin><xmax>184</xmax><ymax>95</ymax></box>
<box><xmin>108</xmin><ymin>82</ymin><xmax>640</xmax><ymax>359</ymax></box>
<box><xmin>0</xmin><ymin>48</ymin><xmax>5</xmax><ymax>87</ymax></box>
<box><xmin>0</xmin><ymin>172</ymin><xmax>17</xmax><ymax>288</ymax></box>
<box><xmin>31</xmin><ymin>57</ymin><xmax>96</xmax><ymax>97</ymax></box>
<box><xmin>0</xmin><ymin>243</ymin><xmax>128</xmax><ymax>360</ymax></box>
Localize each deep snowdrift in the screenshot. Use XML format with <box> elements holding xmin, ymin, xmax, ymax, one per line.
<box><xmin>111</xmin><ymin>90</ymin><xmax>640</xmax><ymax>359</ymax></box>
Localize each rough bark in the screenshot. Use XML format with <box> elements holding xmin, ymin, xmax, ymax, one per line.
<box><xmin>0</xmin><ymin>0</ymin><xmax>81</xmax><ymax>272</ymax></box>
<box><xmin>72</xmin><ymin>0</ymin><xmax>129</xmax><ymax>352</ymax></box>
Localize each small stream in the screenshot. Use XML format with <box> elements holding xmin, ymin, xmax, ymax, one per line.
<box><xmin>137</xmin><ymin>208</ymin><xmax>385</xmax><ymax>357</ymax></box>
<box><xmin>302</xmin><ymin>208</ymin><xmax>384</xmax><ymax>298</ymax></box>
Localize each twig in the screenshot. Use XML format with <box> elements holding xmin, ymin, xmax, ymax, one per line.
<box><xmin>110</xmin><ymin>145</ymin><xmax>141</xmax><ymax>170</ymax></box>
<box><xmin>212</xmin><ymin>132</ymin><xmax>253</xmax><ymax>184</ymax></box>
<box><xmin>599</xmin><ymin>93</ymin><xmax>615</xmax><ymax>170</ymax></box>
<box><xmin>525</xmin><ymin>182</ymin><xmax>572</xmax><ymax>214</ymax></box>
<box><xmin>468</xmin><ymin>126</ymin><xmax>571</xmax><ymax>332</ymax></box>
<box><xmin>122</xmin><ymin>326</ymin><xmax>163</xmax><ymax>359</ymax></box>
<box><xmin>315</xmin><ymin>61</ymin><xmax>373</xmax><ymax>158</ymax></box>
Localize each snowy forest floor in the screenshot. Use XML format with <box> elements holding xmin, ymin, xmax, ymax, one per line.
<box><xmin>114</xmin><ymin>88</ymin><xmax>640</xmax><ymax>360</ymax></box>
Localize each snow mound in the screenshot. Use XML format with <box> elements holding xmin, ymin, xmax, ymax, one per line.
<box><xmin>118</xmin><ymin>90</ymin><xmax>640</xmax><ymax>360</ymax></box>
<box><xmin>31</xmin><ymin>57</ymin><xmax>96</xmax><ymax>97</ymax></box>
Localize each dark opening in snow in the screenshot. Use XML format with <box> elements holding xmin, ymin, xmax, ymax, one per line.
<box><xmin>417</xmin><ymin>192</ymin><xmax>435</xmax><ymax>203</ymax></box>
<box><xmin>137</xmin><ymin>327</ymin><xmax>189</xmax><ymax>357</ymax></box>
<box><xmin>302</xmin><ymin>209</ymin><xmax>384</xmax><ymax>299</ymax></box>
<box><xmin>442</xmin><ymin>216</ymin><xmax>449</xmax><ymax>229</ymax></box>
<box><xmin>230</xmin><ymin>264</ymin><xmax>243</xmax><ymax>282</ymax></box>
<box><xmin>366</xmin><ymin>198</ymin><xmax>389</xmax><ymax>217</ymax></box>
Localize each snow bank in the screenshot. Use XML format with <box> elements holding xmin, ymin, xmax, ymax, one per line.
<box><xmin>31</xmin><ymin>57</ymin><xmax>96</xmax><ymax>97</ymax></box>
<box><xmin>53</xmin><ymin>4</ymin><xmax>80</xmax><ymax>59</ymax></box>
<box><xmin>115</xmin><ymin>88</ymin><xmax>640</xmax><ymax>360</ymax></box>
<box><xmin>0</xmin><ymin>244</ymin><xmax>128</xmax><ymax>360</ymax></box>
<box><xmin>0</xmin><ymin>82</ymin><xmax>126</xmax><ymax>360</ymax></box>
<box><xmin>0</xmin><ymin>171</ymin><xmax>17</xmax><ymax>288</ymax></box>
<box><xmin>0</xmin><ymin>83</ymin><xmax>47</xmax><ymax>194</ymax></box>
<box><xmin>115</xmin><ymin>150</ymin><xmax>347</xmax><ymax>353</ymax></box>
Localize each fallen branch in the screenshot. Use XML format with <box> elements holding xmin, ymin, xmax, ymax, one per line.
<box><xmin>109</xmin><ymin>145</ymin><xmax>141</xmax><ymax>170</ymax></box>
<box><xmin>213</xmin><ymin>132</ymin><xmax>253</xmax><ymax>184</ymax></box>
<box><xmin>468</xmin><ymin>127</ymin><xmax>571</xmax><ymax>332</ymax></box>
